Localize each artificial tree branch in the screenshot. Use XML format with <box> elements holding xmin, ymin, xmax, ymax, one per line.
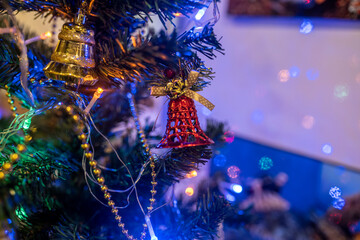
<box><xmin>1</xmin><ymin>0</ymin><xmax>34</xmax><ymax>106</ymax></box>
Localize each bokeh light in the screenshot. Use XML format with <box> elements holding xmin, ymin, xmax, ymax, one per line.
<box><xmin>278</xmin><ymin>69</ymin><xmax>290</xmax><ymax>82</ymax></box>
<box><xmin>289</xmin><ymin>66</ymin><xmax>300</xmax><ymax>78</ymax></box>
<box><xmin>259</xmin><ymin>156</ymin><xmax>273</xmax><ymax>170</ymax></box>
<box><xmin>322</xmin><ymin>144</ymin><xmax>333</xmax><ymax>155</ymax></box>
<box><xmin>334</xmin><ymin>84</ymin><xmax>349</xmax><ymax>100</ymax></box>
<box><xmin>251</xmin><ymin>110</ymin><xmax>264</xmax><ymax>124</ymax></box>
<box><xmin>227</xmin><ymin>166</ymin><xmax>240</xmax><ymax>179</ymax></box>
<box><xmin>302</xmin><ymin>115</ymin><xmax>315</xmax><ymax>129</ymax></box>
<box><xmin>231</xmin><ymin>184</ymin><xmax>243</xmax><ymax>193</ymax></box>
<box><xmin>226</xmin><ymin>194</ymin><xmax>235</xmax><ymax>202</ymax></box>
<box><xmin>306</xmin><ymin>69</ymin><xmax>319</xmax><ymax>80</ymax></box>
<box><xmin>299</xmin><ymin>20</ymin><xmax>313</xmax><ymax>34</ymax></box>
<box><xmin>224</xmin><ymin>131</ymin><xmax>235</xmax><ymax>143</ymax></box>
<box><xmin>185</xmin><ymin>187</ymin><xmax>194</xmax><ymax>196</ymax></box>
<box><xmin>329</xmin><ymin>186</ymin><xmax>342</xmax><ymax>199</ymax></box>
<box><xmin>356</xmin><ymin>73</ymin><xmax>360</xmax><ymax>84</ymax></box>
<box><xmin>328</xmin><ymin>213</ymin><xmax>342</xmax><ymax>224</ymax></box>
<box><xmin>213</xmin><ymin>154</ymin><xmax>227</xmax><ymax>167</ymax></box>
<box><xmin>186</xmin><ymin>170</ymin><xmax>198</xmax><ymax>178</ymax></box>
<box><xmin>195</xmin><ymin>8</ymin><xmax>206</xmax><ymax>20</ymax></box>
<box><xmin>332</xmin><ymin>197</ymin><xmax>345</xmax><ymax>210</ymax></box>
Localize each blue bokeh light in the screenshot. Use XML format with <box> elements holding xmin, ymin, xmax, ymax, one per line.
<box><xmin>195</xmin><ymin>8</ymin><xmax>206</xmax><ymax>21</ymax></box>
<box><xmin>299</xmin><ymin>20</ymin><xmax>314</xmax><ymax>34</ymax></box>
<box><xmin>322</xmin><ymin>144</ymin><xmax>333</xmax><ymax>155</ymax></box>
<box><xmin>289</xmin><ymin>66</ymin><xmax>300</xmax><ymax>78</ymax></box>
<box><xmin>306</xmin><ymin>69</ymin><xmax>320</xmax><ymax>81</ymax></box>
<box><xmin>213</xmin><ymin>154</ymin><xmax>227</xmax><ymax>167</ymax></box>
<box><xmin>226</xmin><ymin>194</ymin><xmax>235</xmax><ymax>202</ymax></box>
<box><xmin>332</xmin><ymin>197</ymin><xmax>345</xmax><ymax>210</ymax></box>
<box><xmin>231</xmin><ymin>184</ymin><xmax>243</xmax><ymax>193</ymax></box>
<box><xmin>329</xmin><ymin>186</ymin><xmax>342</xmax><ymax>199</ymax></box>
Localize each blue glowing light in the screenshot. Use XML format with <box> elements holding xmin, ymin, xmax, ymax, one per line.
<box><xmin>213</xmin><ymin>154</ymin><xmax>227</xmax><ymax>167</ymax></box>
<box><xmin>231</xmin><ymin>184</ymin><xmax>243</xmax><ymax>194</ymax></box>
<box><xmin>329</xmin><ymin>186</ymin><xmax>342</xmax><ymax>199</ymax></box>
<box><xmin>306</xmin><ymin>69</ymin><xmax>319</xmax><ymax>80</ymax></box>
<box><xmin>151</xmin><ymin>237</ymin><xmax>158</xmax><ymax>240</ymax></box>
<box><xmin>299</xmin><ymin>20</ymin><xmax>313</xmax><ymax>34</ymax></box>
<box><xmin>332</xmin><ymin>197</ymin><xmax>345</xmax><ymax>210</ymax></box>
<box><xmin>7</xmin><ymin>218</ymin><xmax>12</xmax><ymax>224</ymax></box>
<box><xmin>226</xmin><ymin>194</ymin><xmax>235</xmax><ymax>202</ymax></box>
<box><xmin>289</xmin><ymin>66</ymin><xmax>300</xmax><ymax>78</ymax></box>
<box><xmin>195</xmin><ymin>8</ymin><xmax>206</xmax><ymax>21</ymax></box>
<box><xmin>322</xmin><ymin>144</ymin><xmax>333</xmax><ymax>155</ymax></box>
<box><xmin>259</xmin><ymin>156</ymin><xmax>273</xmax><ymax>170</ymax></box>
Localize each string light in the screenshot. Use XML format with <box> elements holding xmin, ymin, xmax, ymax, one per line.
<box><xmin>195</xmin><ymin>8</ymin><xmax>206</xmax><ymax>21</ymax></box>
<box><xmin>84</xmin><ymin>88</ymin><xmax>103</xmax><ymax>114</ymax></box>
<box><xmin>145</xmin><ymin>215</ymin><xmax>158</xmax><ymax>240</ymax></box>
<box><xmin>185</xmin><ymin>187</ymin><xmax>194</xmax><ymax>196</ymax></box>
<box><xmin>231</xmin><ymin>184</ymin><xmax>243</xmax><ymax>194</ymax></box>
<box><xmin>0</xmin><ymin>27</ymin><xmax>15</xmax><ymax>34</ymax></box>
<box><xmin>186</xmin><ymin>170</ymin><xmax>197</xmax><ymax>178</ymax></box>
<box><xmin>24</xmin><ymin>31</ymin><xmax>52</xmax><ymax>45</ymax></box>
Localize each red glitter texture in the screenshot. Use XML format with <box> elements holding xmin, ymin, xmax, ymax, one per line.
<box><xmin>157</xmin><ymin>95</ymin><xmax>214</xmax><ymax>148</ymax></box>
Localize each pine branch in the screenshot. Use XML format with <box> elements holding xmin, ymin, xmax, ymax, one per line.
<box><xmin>159</xmin><ymin>193</ymin><xmax>231</xmax><ymax>240</ymax></box>
<box><xmin>178</xmin><ymin>23</ymin><xmax>224</xmax><ymax>60</ymax></box>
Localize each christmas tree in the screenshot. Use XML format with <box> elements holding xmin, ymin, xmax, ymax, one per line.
<box><xmin>0</xmin><ymin>0</ymin><xmax>229</xmax><ymax>239</ymax></box>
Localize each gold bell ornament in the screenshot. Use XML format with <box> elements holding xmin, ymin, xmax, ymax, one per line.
<box><xmin>43</xmin><ymin>5</ymin><xmax>98</xmax><ymax>86</ymax></box>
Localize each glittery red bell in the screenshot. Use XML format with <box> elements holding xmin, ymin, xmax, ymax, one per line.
<box><xmin>157</xmin><ymin>95</ymin><xmax>214</xmax><ymax>148</ymax></box>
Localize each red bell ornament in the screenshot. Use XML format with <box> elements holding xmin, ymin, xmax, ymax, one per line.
<box><xmin>157</xmin><ymin>95</ymin><xmax>214</xmax><ymax>148</ymax></box>
<box><xmin>151</xmin><ymin>70</ymin><xmax>215</xmax><ymax>148</ymax></box>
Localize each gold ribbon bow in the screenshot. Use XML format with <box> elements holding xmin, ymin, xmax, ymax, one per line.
<box><xmin>150</xmin><ymin>71</ymin><xmax>215</xmax><ymax>111</ymax></box>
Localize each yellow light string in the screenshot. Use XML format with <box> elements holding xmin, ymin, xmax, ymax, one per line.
<box><xmin>24</xmin><ymin>31</ymin><xmax>52</xmax><ymax>45</ymax></box>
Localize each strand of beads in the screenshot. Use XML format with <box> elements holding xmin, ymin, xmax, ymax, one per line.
<box><xmin>65</xmin><ymin>105</ymin><xmax>137</xmax><ymax>240</ymax></box>
<box><xmin>1</xmin><ymin>85</ymin><xmax>32</xmax><ymax>180</ymax></box>
<box><xmin>127</xmin><ymin>91</ymin><xmax>158</xmax><ymax>240</ymax></box>
<box><xmin>4</xmin><ymin>85</ymin><xmax>18</xmax><ymax>118</ymax></box>
<box><xmin>0</xmin><ymin>127</ymin><xmax>32</xmax><ymax>180</ymax></box>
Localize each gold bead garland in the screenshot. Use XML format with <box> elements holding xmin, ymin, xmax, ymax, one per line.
<box><xmin>5</xmin><ymin>85</ymin><xmax>19</xmax><ymax>118</ymax></box>
<box><xmin>0</xmin><ymin>86</ymin><xmax>33</xmax><ymax>180</ymax></box>
<box><xmin>65</xmin><ymin>105</ymin><xmax>137</xmax><ymax>240</ymax></box>
<box><xmin>127</xmin><ymin>91</ymin><xmax>158</xmax><ymax>240</ymax></box>
<box><xmin>70</xmin><ymin>91</ymin><xmax>158</xmax><ymax>240</ymax></box>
